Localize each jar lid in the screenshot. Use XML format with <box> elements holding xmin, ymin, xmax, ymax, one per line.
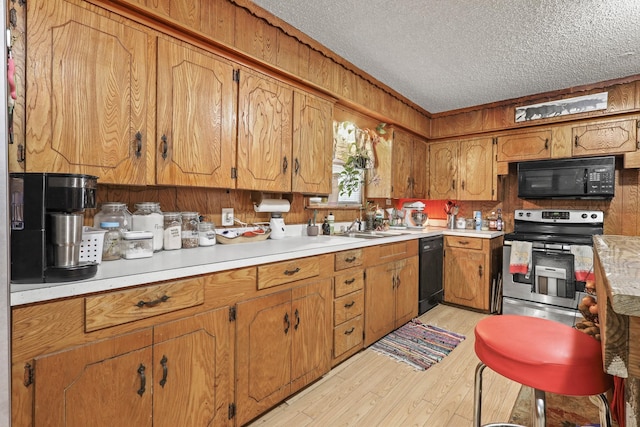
<box><xmin>181</xmin><ymin>211</ymin><xmax>199</xmax><ymax>218</ymax></box>
<box><xmin>135</xmin><ymin>202</ymin><xmax>160</xmax><ymax>209</ymax></box>
<box><xmin>121</xmin><ymin>231</ymin><xmax>153</xmax><ymax>240</ymax></box>
<box><xmin>101</xmin><ymin>202</ymin><xmax>127</xmax><ymax>208</ymax></box>
<box><xmin>100</xmin><ymin>221</ymin><xmax>120</xmax><ymax>228</ymax></box>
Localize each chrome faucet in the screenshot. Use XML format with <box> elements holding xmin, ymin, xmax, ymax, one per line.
<box><xmin>346</xmin><ymin>218</ymin><xmax>361</xmax><ymax>232</ymax></box>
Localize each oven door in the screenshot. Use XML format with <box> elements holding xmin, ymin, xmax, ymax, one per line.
<box><xmin>502</xmin><ymin>297</ymin><xmax>581</xmax><ymax>327</ymax></box>
<box><xmin>503</xmin><ymin>244</ymin><xmax>580</xmax><ymax>310</ymax></box>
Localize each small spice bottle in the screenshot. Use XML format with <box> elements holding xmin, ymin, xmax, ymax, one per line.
<box><xmin>163</xmin><ymin>212</ymin><xmax>182</xmax><ymax>250</ymax></box>
<box><xmin>181</xmin><ymin>212</ymin><xmax>199</xmax><ymax>248</ymax></box>
<box><xmin>100</xmin><ymin>221</ymin><xmax>122</xmax><ymax>261</ymax></box>
<box><xmin>198</xmin><ymin>222</ymin><xmax>217</xmax><ymax>246</ymax></box>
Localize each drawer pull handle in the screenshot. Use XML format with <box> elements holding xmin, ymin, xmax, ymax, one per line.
<box><xmin>344</xmin><ymin>278</ymin><xmax>356</xmax><ymax>285</ymax></box>
<box><xmin>135</xmin><ymin>294</ymin><xmax>170</xmax><ymax>308</ymax></box>
<box><xmin>284</xmin><ymin>312</ymin><xmax>290</xmax><ymax>334</ymax></box>
<box><xmin>345</xmin><ymin>256</ymin><xmax>356</xmax><ymax>263</ymax></box>
<box><xmin>284</xmin><ymin>267</ymin><xmax>300</xmax><ymax>276</ymax></box>
<box><xmin>294</xmin><ymin>308</ymin><xmax>300</xmax><ymax>330</ymax></box>
<box><xmin>344</xmin><ymin>327</ymin><xmax>355</xmax><ymax>335</ymax></box>
<box><xmin>159</xmin><ymin>355</ymin><xmax>168</xmax><ymax>388</ymax></box>
<box><xmin>137</xmin><ymin>364</ymin><xmax>146</xmax><ymax>396</ymax></box>
<box><xmin>457</xmin><ymin>240</ymin><xmax>470</xmax><ymax>245</ymax></box>
<box><xmin>344</xmin><ymin>301</ymin><xmax>355</xmax><ymax>308</ymax></box>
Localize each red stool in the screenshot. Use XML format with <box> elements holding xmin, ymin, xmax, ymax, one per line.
<box><xmin>473</xmin><ymin>315</ymin><xmax>613</xmax><ymax>427</ymax></box>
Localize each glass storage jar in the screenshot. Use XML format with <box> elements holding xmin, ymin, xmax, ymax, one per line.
<box><xmin>131</xmin><ymin>202</ymin><xmax>163</xmax><ymax>251</ymax></box>
<box><xmin>198</xmin><ymin>222</ymin><xmax>216</xmax><ymax>246</ymax></box>
<box><xmin>181</xmin><ymin>212</ymin><xmax>199</xmax><ymax>248</ymax></box>
<box><xmin>93</xmin><ymin>202</ymin><xmax>132</xmax><ymax>231</ymax></box>
<box><xmin>121</xmin><ymin>231</ymin><xmax>154</xmax><ymax>259</ymax></box>
<box><xmin>100</xmin><ymin>221</ymin><xmax>122</xmax><ymax>261</ymax></box>
<box><xmin>163</xmin><ymin>212</ymin><xmax>182</xmax><ymax>250</ymax></box>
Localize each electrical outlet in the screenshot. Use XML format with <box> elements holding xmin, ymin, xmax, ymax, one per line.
<box><xmin>385</xmin><ymin>199</ymin><xmax>392</xmax><ymax>206</ymax></box>
<box><xmin>222</xmin><ymin>208</ymin><xmax>234</xmax><ymax>226</ymax></box>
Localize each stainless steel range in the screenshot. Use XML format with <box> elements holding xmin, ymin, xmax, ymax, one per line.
<box><xmin>502</xmin><ymin>209</ymin><xmax>604</xmax><ymax>326</ymax></box>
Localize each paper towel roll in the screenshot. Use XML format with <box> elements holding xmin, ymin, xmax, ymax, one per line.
<box><xmin>253</xmin><ymin>199</ymin><xmax>291</xmax><ymax>213</ymax></box>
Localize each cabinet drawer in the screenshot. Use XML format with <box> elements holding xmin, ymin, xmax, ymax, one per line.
<box><xmin>334</xmin><ymin>316</ymin><xmax>363</xmax><ymax>358</ymax></box>
<box><xmin>257</xmin><ymin>256</ymin><xmax>320</xmax><ymax>289</ymax></box>
<box><xmin>334</xmin><ymin>290</ymin><xmax>364</xmax><ymax>325</ymax></box>
<box><xmin>335</xmin><ymin>249</ymin><xmax>363</xmax><ymax>271</ymax></box>
<box><xmin>445</xmin><ymin>236</ymin><xmax>484</xmax><ymax>250</ymax></box>
<box><xmin>334</xmin><ymin>270</ymin><xmax>364</xmax><ymax>297</ymax></box>
<box><xmin>85</xmin><ymin>278</ymin><xmax>205</xmax><ymax>332</ymax></box>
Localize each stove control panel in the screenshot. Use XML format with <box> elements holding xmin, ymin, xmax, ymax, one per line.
<box><xmin>515</xmin><ymin>209</ymin><xmax>604</xmax><ymax>224</ymax></box>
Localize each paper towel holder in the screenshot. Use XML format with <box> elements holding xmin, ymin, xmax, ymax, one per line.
<box><xmin>251</xmin><ymin>192</ymin><xmax>293</xmax><ymax>213</ymax></box>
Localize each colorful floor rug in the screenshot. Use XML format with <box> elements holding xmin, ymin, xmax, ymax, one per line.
<box><xmin>370</xmin><ymin>319</ymin><xmax>465</xmax><ymax>371</ymax></box>
<box><xmin>509</xmin><ymin>385</ymin><xmax>618</xmax><ymax>427</ymax></box>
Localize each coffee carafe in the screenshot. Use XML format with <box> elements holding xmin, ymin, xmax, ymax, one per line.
<box><xmin>10</xmin><ymin>172</ymin><xmax>98</xmax><ymax>283</ymax></box>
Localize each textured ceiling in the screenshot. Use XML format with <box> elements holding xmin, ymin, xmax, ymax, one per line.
<box><xmin>250</xmin><ymin>0</ymin><xmax>640</xmax><ymax>114</ymax></box>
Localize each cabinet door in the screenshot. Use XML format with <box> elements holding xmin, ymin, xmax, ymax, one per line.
<box><xmin>153</xmin><ymin>307</ymin><xmax>232</xmax><ymax>427</ymax></box>
<box><xmin>292</xmin><ymin>91</ymin><xmax>333</xmax><ymax>194</ymax></box>
<box><xmin>428</xmin><ymin>140</ymin><xmax>458</xmax><ymax>200</ymax></box>
<box><xmin>290</xmin><ymin>279</ymin><xmax>332</xmax><ymax>393</ymax></box>
<box><xmin>459</xmin><ymin>137</ymin><xmax>494</xmax><ymax>201</ymax></box>
<box><xmin>156</xmin><ymin>38</ymin><xmax>237</xmax><ymax>188</ymax></box>
<box><xmin>26</xmin><ymin>0</ymin><xmax>152</xmax><ymax>184</ymax></box>
<box><xmin>444</xmin><ymin>247</ymin><xmax>488</xmax><ymax>310</ymax></box>
<box><xmin>33</xmin><ymin>329</ymin><xmax>153</xmax><ymax>427</ymax></box>
<box><xmin>496</xmin><ymin>129</ymin><xmax>552</xmax><ymax>162</ymax></box>
<box><xmin>391</xmin><ymin>129</ymin><xmax>413</xmax><ymax>198</ymax></box>
<box><xmin>394</xmin><ymin>257</ymin><xmax>419</xmax><ymax>327</ymax></box>
<box><xmin>572</xmin><ymin>117</ymin><xmax>638</xmax><ymax>156</ymax></box>
<box><xmin>411</xmin><ymin>138</ymin><xmax>429</xmax><ymax>199</ymax></box>
<box><xmin>236</xmin><ymin>290</ymin><xmax>292</xmax><ymax>426</ymax></box>
<box><xmin>237</xmin><ymin>67</ymin><xmax>293</xmax><ymax>191</ymax></box>
<box><xmin>364</xmin><ymin>262</ymin><xmax>397</xmax><ymax>347</ymax></box>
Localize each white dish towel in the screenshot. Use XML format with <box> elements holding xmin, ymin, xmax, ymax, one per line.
<box><xmin>509</xmin><ymin>241</ymin><xmax>532</xmax><ymax>275</ymax></box>
<box><xmin>570</xmin><ymin>245</ymin><xmax>595</xmax><ymax>282</ymax></box>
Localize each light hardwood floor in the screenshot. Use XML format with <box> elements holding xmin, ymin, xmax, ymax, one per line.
<box><xmin>247</xmin><ymin>304</ymin><xmax>521</xmax><ymax>426</ymax></box>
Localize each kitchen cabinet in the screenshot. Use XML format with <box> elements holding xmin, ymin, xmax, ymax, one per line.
<box><xmin>429</xmin><ymin>137</ymin><xmax>495</xmax><ymax>201</ymax></box>
<box><xmin>332</xmin><ymin>249</ymin><xmax>365</xmax><ymax>366</ymax></box>
<box><xmin>364</xmin><ymin>241</ymin><xmax>419</xmax><ymax>347</ymax></box>
<box><xmin>235</xmin><ymin>278</ymin><xmax>332</xmax><ymax>426</ymax></box>
<box><xmin>26</xmin><ymin>0</ymin><xmax>154</xmax><ymax>185</ymax></box>
<box><xmin>23</xmin><ymin>307</ymin><xmax>232</xmax><ymax>427</ymax></box>
<box><xmin>292</xmin><ymin>90</ymin><xmax>334</xmax><ymax>194</ymax></box>
<box><xmin>366</xmin><ymin>128</ymin><xmax>428</xmax><ymax>199</ymax></box>
<box><xmin>443</xmin><ymin>235</ymin><xmax>503</xmax><ymax>312</ymax></box>
<box><xmin>571</xmin><ymin>116</ymin><xmax>638</xmax><ymax>157</ymax></box>
<box><xmin>390</xmin><ymin>129</ymin><xmax>429</xmax><ymax>198</ymax></box>
<box><xmin>236</xmin><ymin>67</ymin><xmax>294</xmax><ymax>192</ymax></box>
<box><xmin>156</xmin><ymin>37</ymin><xmax>237</xmax><ymax>188</ymax></box>
<box><xmin>496</xmin><ymin>129</ymin><xmax>553</xmax><ymax>163</ymax></box>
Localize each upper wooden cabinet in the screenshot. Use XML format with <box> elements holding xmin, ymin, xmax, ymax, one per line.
<box><xmin>429</xmin><ymin>137</ymin><xmax>495</xmax><ymax>201</ymax></box>
<box><xmin>156</xmin><ymin>38</ymin><xmax>237</xmax><ymax>188</ymax></box>
<box><xmin>292</xmin><ymin>91</ymin><xmax>334</xmax><ymax>194</ymax></box>
<box><xmin>26</xmin><ymin>0</ymin><xmax>154</xmax><ymax>185</ymax></box>
<box><xmin>236</xmin><ymin>67</ymin><xmax>294</xmax><ymax>192</ymax></box>
<box><xmin>571</xmin><ymin>117</ymin><xmax>638</xmax><ymax>157</ymax></box>
<box><xmin>496</xmin><ymin>129</ymin><xmax>552</xmax><ymax>162</ymax></box>
<box><xmin>390</xmin><ymin>129</ymin><xmax>429</xmax><ymax>199</ymax></box>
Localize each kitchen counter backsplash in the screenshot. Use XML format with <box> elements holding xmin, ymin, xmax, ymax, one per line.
<box><xmin>10</xmin><ymin>222</ymin><xmax>502</xmax><ymax>306</ymax></box>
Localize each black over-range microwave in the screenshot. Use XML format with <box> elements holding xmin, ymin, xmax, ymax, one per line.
<box><xmin>517</xmin><ymin>156</ymin><xmax>615</xmax><ymax>199</ymax></box>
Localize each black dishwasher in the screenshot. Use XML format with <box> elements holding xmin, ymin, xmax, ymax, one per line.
<box><xmin>419</xmin><ymin>235</ymin><xmax>444</xmax><ymax>314</ymax></box>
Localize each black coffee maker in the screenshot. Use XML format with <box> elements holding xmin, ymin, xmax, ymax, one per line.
<box><xmin>10</xmin><ymin>172</ymin><xmax>99</xmax><ymax>283</ymax></box>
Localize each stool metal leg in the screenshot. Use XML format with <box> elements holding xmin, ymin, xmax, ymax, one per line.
<box><xmin>532</xmin><ymin>388</ymin><xmax>546</xmax><ymax>427</ymax></box>
<box><xmin>474</xmin><ymin>362</ymin><xmax>487</xmax><ymax>427</ymax></box>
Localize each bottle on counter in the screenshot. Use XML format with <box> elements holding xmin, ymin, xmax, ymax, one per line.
<box><xmin>131</xmin><ymin>202</ymin><xmax>164</xmax><ymax>252</ymax></box>
<box><xmin>181</xmin><ymin>212</ymin><xmax>199</xmax><ymax>248</ymax></box>
<box><xmin>327</xmin><ymin>212</ymin><xmax>335</xmax><ymax>235</ymax></box>
<box><xmin>100</xmin><ymin>221</ymin><xmax>122</xmax><ymax>261</ymax></box>
<box><xmin>474</xmin><ymin>211</ymin><xmax>482</xmax><ymax>231</ymax></box>
<box><xmin>496</xmin><ymin>209</ymin><xmax>503</xmax><ymax>231</ymax></box>
<box><xmin>163</xmin><ymin>212</ymin><xmax>182</xmax><ymax>250</ymax></box>
<box><xmin>322</xmin><ymin>217</ymin><xmax>330</xmax><ymax>235</ymax></box>
<box><xmin>93</xmin><ymin>202</ymin><xmax>132</xmax><ymax>231</ymax></box>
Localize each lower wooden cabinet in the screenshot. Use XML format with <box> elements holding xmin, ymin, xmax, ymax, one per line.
<box><xmin>235</xmin><ymin>278</ymin><xmax>332</xmax><ymax>426</ymax></box>
<box><xmin>443</xmin><ymin>235</ymin><xmax>503</xmax><ymax>312</ymax></box>
<box><xmin>28</xmin><ymin>307</ymin><xmax>232</xmax><ymax>427</ymax></box>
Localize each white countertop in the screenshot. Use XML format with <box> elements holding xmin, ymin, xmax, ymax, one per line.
<box><xmin>10</xmin><ymin>225</ymin><xmax>503</xmax><ymax>307</ymax></box>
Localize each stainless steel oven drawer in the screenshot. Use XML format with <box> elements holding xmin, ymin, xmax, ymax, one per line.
<box><xmin>502</xmin><ymin>297</ymin><xmax>580</xmax><ymax>327</ymax></box>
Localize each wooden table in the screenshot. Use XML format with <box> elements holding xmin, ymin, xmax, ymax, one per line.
<box><xmin>593</xmin><ymin>235</ymin><xmax>640</xmax><ymax>427</ymax></box>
